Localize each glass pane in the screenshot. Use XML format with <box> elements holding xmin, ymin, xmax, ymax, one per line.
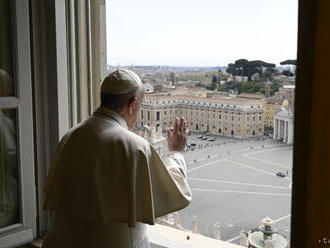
<box><xmin>0</xmin><ymin>108</ymin><xmax>20</xmax><ymax>228</ymax></box>
<box><xmin>0</xmin><ymin>0</ymin><xmax>15</xmax><ymax>97</ymax></box>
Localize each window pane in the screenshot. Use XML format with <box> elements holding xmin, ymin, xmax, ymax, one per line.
<box><xmin>0</xmin><ymin>108</ymin><xmax>20</xmax><ymax>228</ymax></box>
<box><xmin>0</xmin><ymin>0</ymin><xmax>15</xmax><ymax>97</ymax></box>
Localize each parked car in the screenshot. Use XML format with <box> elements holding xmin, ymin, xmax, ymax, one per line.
<box><xmin>190</xmin><ymin>143</ymin><xmax>197</xmax><ymax>146</ymax></box>
<box><xmin>201</xmin><ymin>136</ymin><xmax>208</xmax><ymax>140</ymax></box>
<box><xmin>276</xmin><ymin>172</ymin><xmax>286</xmax><ymax>177</ymax></box>
<box><xmin>208</xmin><ymin>137</ymin><xmax>216</xmax><ymax>141</ymax></box>
<box><xmin>197</xmin><ymin>135</ymin><xmax>203</xmax><ymax>139</ymax></box>
<box><xmin>205</xmin><ymin>132</ymin><xmax>210</xmax><ymax>136</ymax></box>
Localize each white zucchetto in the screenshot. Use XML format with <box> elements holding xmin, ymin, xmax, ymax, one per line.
<box><xmin>101</xmin><ymin>69</ymin><xmax>143</xmax><ymax>94</ymax></box>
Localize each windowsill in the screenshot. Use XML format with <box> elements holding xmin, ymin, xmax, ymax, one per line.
<box><xmin>148</xmin><ymin>224</ymin><xmax>244</xmax><ymax>248</ymax></box>
<box><xmin>15</xmin><ymin>224</ymin><xmax>244</xmax><ymax>248</ymax></box>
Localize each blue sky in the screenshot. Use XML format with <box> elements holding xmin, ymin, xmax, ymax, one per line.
<box><xmin>106</xmin><ymin>0</ymin><xmax>298</xmax><ymax>67</ymax></box>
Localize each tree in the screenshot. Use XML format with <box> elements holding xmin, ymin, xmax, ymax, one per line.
<box><xmin>270</xmin><ymin>82</ymin><xmax>280</xmax><ymax>95</ymax></box>
<box><xmin>280</xmin><ymin>59</ymin><xmax>296</xmax><ymax>76</ymax></box>
<box><xmin>242</xmin><ymin>82</ymin><xmax>265</xmax><ymax>94</ymax></box>
<box><xmin>226</xmin><ymin>59</ymin><xmax>276</xmax><ymax>81</ymax></box>
<box><xmin>211</xmin><ymin>75</ymin><xmax>217</xmax><ymax>84</ymax></box>
<box><xmin>169</xmin><ymin>72</ymin><xmax>176</xmax><ymax>83</ymax></box>
<box><xmin>282</xmin><ymin>70</ymin><xmax>294</xmax><ymax>77</ymax></box>
<box><xmin>280</xmin><ymin>59</ymin><xmax>296</xmax><ymax>66</ymax></box>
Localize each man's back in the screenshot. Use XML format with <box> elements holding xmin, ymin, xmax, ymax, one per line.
<box><xmin>43</xmin><ymin>70</ymin><xmax>191</xmax><ymax>248</ymax></box>
<box><xmin>43</xmin><ymin>108</ymin><xmax>191</xmax><ymax>248</ymax></box>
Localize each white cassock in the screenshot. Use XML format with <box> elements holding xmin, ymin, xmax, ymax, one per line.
<box><xmin>42</xmin><ymin>107</ymin><xmax>192</xmax><ymax>248</ymax></box>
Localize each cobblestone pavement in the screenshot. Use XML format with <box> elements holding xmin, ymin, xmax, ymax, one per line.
<box><xmin>177</xmin><ymin>134</ymin><xmax>292</xmax><ymax>245</ymax></box>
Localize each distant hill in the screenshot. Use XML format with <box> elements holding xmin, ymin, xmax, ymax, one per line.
<box><xmin>108</xmin><ymin>65</ymin><xmax>225</xmax><ymax>71</ymax></box>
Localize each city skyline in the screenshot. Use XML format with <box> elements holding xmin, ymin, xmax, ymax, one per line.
<box><xmin>106</xmin><ymin>0</ymin><xmax>298</xmax><ymax>67</ymax></box>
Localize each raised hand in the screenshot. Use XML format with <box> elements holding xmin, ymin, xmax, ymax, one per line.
<box><xmin>166</xmin><ymin>117</ymin><xmax>189</xmax><ymax>152</ymax></box>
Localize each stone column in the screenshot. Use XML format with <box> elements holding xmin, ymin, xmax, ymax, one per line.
<box><xmin>286</xmin><ymin>121</ymin><xmax>289</xmax><ymax>143</ymax></box>
<box><xmin>283</xmin><ymin>121</ymin><xmax>288</xmax><ymax>143</ymax></box>
<box><xmin>273</xmin><ymin>119</ymin><xmax>278</xmax><ymax>140</ymax></box>
<box><xmin>287</xmin><ymin>120</ymin><xmax>294</xmax><ymax>144</ymax></box>
<box><xmin>278</xmin><ymin>120</ymin><xmax>282</xmax><ymax>140</ymax></box>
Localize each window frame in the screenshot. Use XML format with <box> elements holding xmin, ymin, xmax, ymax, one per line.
<box><xmin>0</xmin><ymin>1</ymin><xmax>36</xmax><ymax>247</ymax></box>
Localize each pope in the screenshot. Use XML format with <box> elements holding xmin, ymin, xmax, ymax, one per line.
<box><xmin>42</xmin><ymin>69</ymin><xmax>192</xmax><ymax>248</ymax></box>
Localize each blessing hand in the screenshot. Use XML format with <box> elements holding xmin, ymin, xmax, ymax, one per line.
<box><xmin>166</xmin><ymin>117</ymin><xmax>189</xmax><ymax>152</ymax></box>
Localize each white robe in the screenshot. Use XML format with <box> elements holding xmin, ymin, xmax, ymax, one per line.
<box><xmin>42</xmin><ymin>107</ymin><xmax>192</xmax><ymax>248</ymax></box>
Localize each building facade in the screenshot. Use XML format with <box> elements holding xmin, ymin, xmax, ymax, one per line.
<box><xmin>262</xmin><ymin>87</ymin><xmax>295</xmax><ymax>130</ymax></box>
<box><xmin>136</xmin><ymin>95</ymin><xmax>264</xmax><ymax>138</ymax></box>
<box><xmin>262</xmin><ymin>98</ymin><xmax>283</xmax><ymax>129</ymax></box>
<box><xmin>273</xmin><ymin>100</ymin><xmax>294</xmax><ymax>144</ymax></box>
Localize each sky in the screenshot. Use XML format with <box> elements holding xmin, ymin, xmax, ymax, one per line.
<box><xmin>106</xmin><ymin>0</ymin><xmax>298</xmax><ymax>67</ymax></box>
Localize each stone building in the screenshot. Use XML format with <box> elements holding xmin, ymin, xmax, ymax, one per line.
<box><xmin>136</xmin><ymin>95</ymin><xmax>264</xmax><ymax>138</ymax></box>
<box><xmin>273</xmin><ymin>99</ymin><xmax>294</xmax><ymax>144</ymax></box>
<box><xmin>262</xmin><ymin>87</ymin><xmax>295</xmax><ymax>130</ymax></box>
<box><xmin>262</xmin><ymin>97</ymin><xmax>283</xmax><ymax>129</ymax></box>
<box><xmin>169</xmin><ymin>87</ymin><xmax>207</xmax><ymax>97</ymax></box>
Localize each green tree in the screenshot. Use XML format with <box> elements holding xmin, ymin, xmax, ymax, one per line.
<box><xmin>169</xmin><ymin>72</ymin><xmax>176</xmax><ymax>83</ymax></box>
<box><xmin>242</xmin><ymin>82</ymin><xmax>265</xmax><ymax>94</ymax></box>
<box><xmin>280</xmin><ymin>59</ymin><xmax>296</xmax><ymax>65</ymax></box>
<box><xmin>270</xmin><ymin>82</ymin><xmax>280</xmax><ymax>95</ymax></box>
<box><xmin>282</xmin><ymin>70</ymin><xmax>294</xmax><ymax>77</ymax></box>
<box><xmin>226</xmin><ymin>59</ymin><xmax>276</xmax><ymax>81</ymax></box>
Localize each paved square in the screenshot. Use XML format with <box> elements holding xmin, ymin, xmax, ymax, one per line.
<box><xmin>177</xmin><ymin>134</ymin><xmax>292</xmax><ymax>245</ymax></box>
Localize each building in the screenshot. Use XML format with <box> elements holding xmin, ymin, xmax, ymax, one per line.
<box><xmin>262</xmin><ymin>87</ymin><xmax>295</xmax><ymax>131</ymax></box>
<box><xmin>169</xmin><ymin>87</ymin><xmax>207</xmax><ymax>97</ymax></box>
<box><xmin>262</xmin><ymin>97</ymin><xmax>284</xmax><ymax>129</ymax></box>
<box><xmin>273</xmin><ymin>99</ymin><xmax>294</xmax><ymax>144</ymax></box>
<box><xmin>137</xmin><ymin>95</ymin><xmax>264</xmax><ymax>138</ymax></box>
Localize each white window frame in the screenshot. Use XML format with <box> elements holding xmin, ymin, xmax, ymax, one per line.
<box><xmin>0</xmin><ymin>1</ymin><xmax>36</xmax><ymax>247</ymax></box>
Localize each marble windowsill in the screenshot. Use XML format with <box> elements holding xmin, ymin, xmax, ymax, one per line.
<box><xmin>15</xmin><ymin>224</ymin><xmax>244</xmax><ymax>248</ymax></box>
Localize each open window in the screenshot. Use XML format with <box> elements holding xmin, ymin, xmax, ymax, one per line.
<box><xmin>0</xmin><ymin>0</ymin><xmax>329</xmax><ymax>247</ymax></box>
<box><xmin>0</xmin><ymin>1</ymin><xmax>36</xmax><ymax>247</ymax></box>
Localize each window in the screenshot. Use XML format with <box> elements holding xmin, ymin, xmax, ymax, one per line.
<box><xmin>147</xmin><ymin>111</ymin><xmax>150</xmax><ymax>120</ymax></box>
<box><xmin>0</xmin><ymin>1</ymin><xmax>36</xmax><ymax>246</ymax></box>
<box><xmin>1</xmin><ymin>0</ymin><xmax>321</xmax><ymax>247</ymax></box>
<box><xmin>156</xmin><ymin>111</ymin><xmax>160</xmax><ymax>121</ymax></box>
<box><xmin>106</xmin><ymin>0</ymin><xmax>298</xmax><ymax>246</ymax></box>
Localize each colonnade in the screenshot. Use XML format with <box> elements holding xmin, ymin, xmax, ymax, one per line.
<box><xmin>273</xmin><ymin>118</ymin><xmax>293</xmax><ymax>144</ymax></box>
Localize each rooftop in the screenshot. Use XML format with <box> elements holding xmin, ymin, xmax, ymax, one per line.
<box><xmin>144</xmin><ymin>95</ymin><xmax>263</xmax><ymax>105</ymax></box>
